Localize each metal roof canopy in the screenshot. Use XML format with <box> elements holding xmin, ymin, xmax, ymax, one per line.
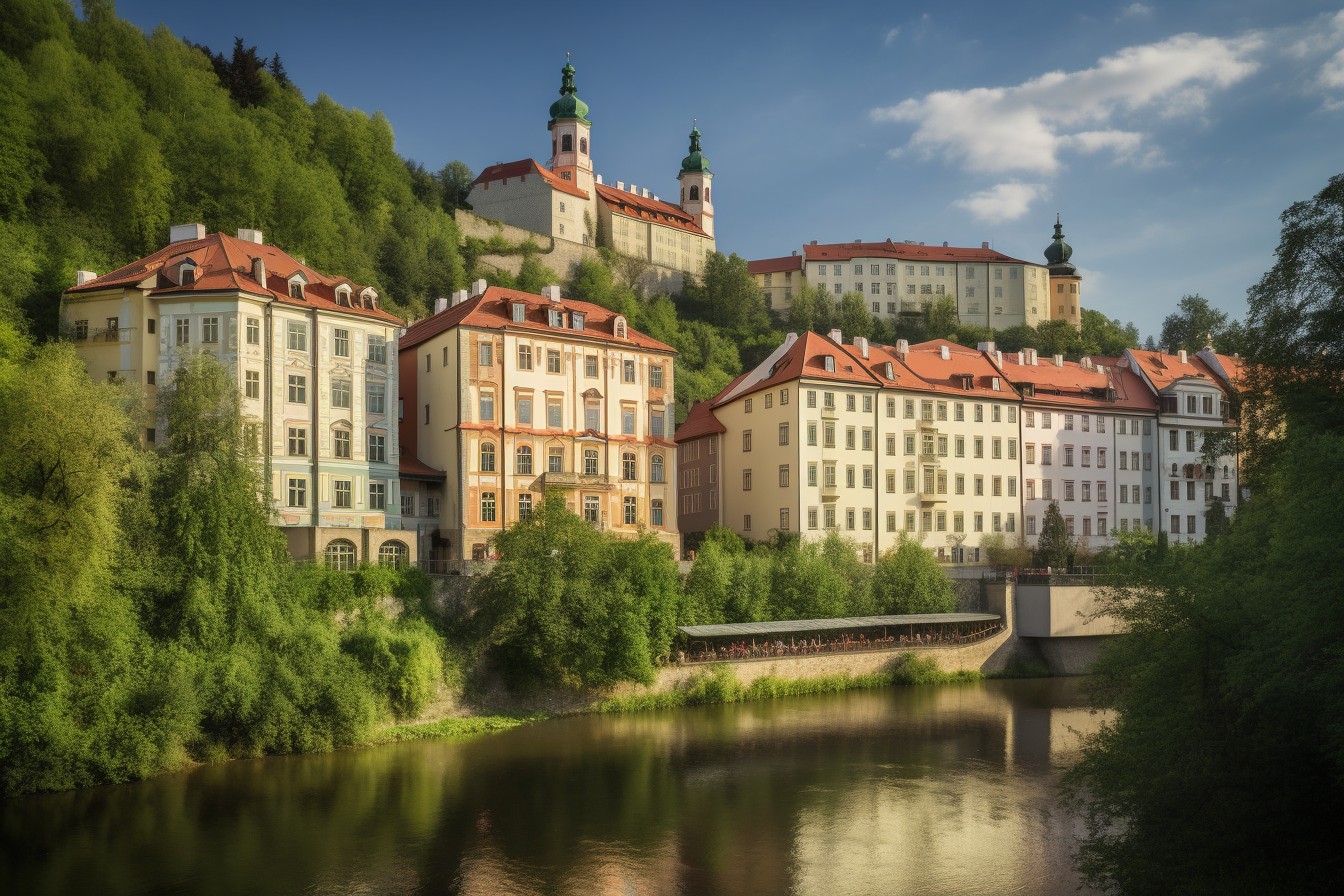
<box><xmin>677</xmin><ymin>613</ymin><xmax>1000</xmax><ymax>639</ymax></box>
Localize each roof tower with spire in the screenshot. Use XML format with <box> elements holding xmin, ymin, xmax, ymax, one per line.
<box><xmin>548</xmin><ymin>55</ymin><xmax>590</xmax><ymax>127</ymax></box>
<box><xmin>1044</xmin><ymin>214</ymin><xmax>1075</xmax><ymax>275</ymax></box>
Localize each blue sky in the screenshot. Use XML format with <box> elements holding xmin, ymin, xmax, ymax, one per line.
<box><xmin>118</xmin><ymin>1</ymin><xmax>1344</xmax><ymax>340</ymax></box>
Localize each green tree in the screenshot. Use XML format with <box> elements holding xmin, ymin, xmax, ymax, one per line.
<box><xmin>436</xmin><ymin>160</ymin><xmax>475</xmax><ymax>212</ymax></box>
<box><xmin>1080</xmin><ymin>308</ymin><xmax>1140</xmax><ymax>357</ymax></box>
<box><xmin>1158</xmin><ymin>294</ymin><xmax>1228</xmax><ymax>354</ymax></box>
<box><xmin>679</xmin><ymin>252</ymin><xmax>770</xmax><ymax>340</ymax></box>
<box><xmin>1034</xmin><ymin>500</ymin><xmax>1073</xmax><ymax>568</ymax></box>
<box><xmin>870</xmin><ymin>536</ymin><xmax>957</xmax><ymax>614</ymax></box>
<box><xmin>836</xmin><ymin>291</ymin><xmax>874</xmax><ymax>340</ymax></box>
<box><xmin>473</xmin><ymin>491</ymin><xmax>681</xmax><ymax>688</ymax></box>
<box><xmin>1034</xmin><ymin>318</ymin><xmax>1084</xmax><ymax>359</ymax></box>
<box><xmin>924</xmin><ymin>296</ymin><xmax>960</xmax><ymax>340</ymax></box>
<box><xmin>785</xmin><ymin>284</ymin><xmax>833</xmax><ymax>335</ymax></box>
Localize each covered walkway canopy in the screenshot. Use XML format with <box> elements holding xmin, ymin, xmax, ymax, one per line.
<box><xmin>677</xmin><ymin>613</ymin><xmax>1000</xmax><ymax>640</ymax></box>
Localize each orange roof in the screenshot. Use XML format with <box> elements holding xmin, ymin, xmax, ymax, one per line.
<box><xmin>66</xmin><ymin>232</ymin><xmax>402</xmax><ymax>323</ymax></box>
<box><xmin>1199</xmin><ymin>350</ymin><xmax>1246</xmax><ymax>388</ymax></box>
<box><xmin>897</xmin><ymin>340</ymin><xmax>1021</xmax><ymax>398</ymax></box>
<box><xmin>472</xmin><ymin>159</ymin><xmax>590</xmax><ymax>200</ymax></box>
<box><xmin>748</xmin><ymin>255</ymin><xmax>804</xmax><ymax>275</ymax></box>
<box><xmin>399</xmin><ymin>285</ymin><xmax>674</xmax><ymax>354</ymax></box>
<box><xmin>994</xmin><ymin>352</ymin><xmax>1158</xmax><ymax>411</ymax></box>
<box><xmin>802</xmin><ymin>240</ymin><xmax>1037</xmax><ymax>266</ymax></box>
<box><xmin>717</xmin><ymin>331</ymin><xmax>885</xmax><ymax>404</ymax></box>
<box><xmin>1126</xmin><ymin>349</ymin><xmax>1225</xmax><ymax>394</ymax></box>
<box><xmin>594</xmin><ymin>183</ymin><xmax>707</xmax><ymax>237</ymax></box>
<box><xmin>399</xmin><ymin>454</ymin><xmax>446</xmax><ymax>481</ymax></box>
<box><xmin>675</xmin><ymin>400</ymin><xmax>726</xmax><ymax>442</ymax></box>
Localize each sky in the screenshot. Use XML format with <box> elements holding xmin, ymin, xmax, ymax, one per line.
<box><xmin>117</xmin><ymin>0</ymin><xmax>1344</xmax><ymax>340</ymax></box>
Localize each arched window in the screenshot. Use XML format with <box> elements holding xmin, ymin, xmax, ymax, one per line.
<box><xmin>650</xmin><ymin>454</ymin><xmax>664</xmax><ymax>483</ymax></box>
<box><xmin>584</xmin><ymin>449</ymin><xmax>599</xmax><ymax>475</ymax></box>
<box><xmin>622</xmin><ymin>452</ymin><xmax>636</xmax><ymax>481</ymax></box>
<box><xmin>378</xmin><ymin>540</ymin><xmax>408</xmax><ymax>568</ymax></box>
<box><xmin>1171</xmin><ymin>463</ymin><xmax>1178</xmax><ymax>477</ymax></box>
<box><xmin>480</xmin><ymin>442</ymin><xmax>496</xmax><ymax>472</ymax></box>
<box><xmin>705</xmin><ymin>187</ymin><xmax>709</xmax><ymax>202</ymax></box>
<box><xmin>562</xmin><ymin>133</ymin><xmax>573</xmax><ymax>152</ymax></box>
<box><xmin>689</xmin><ymin>185</ymin><xmax>699</xmax><ymax>201</ymax></box>
<box><xmin>325</xmin><ymin>539</ymin><xmax>357</xmax><ymax>571</ymax></box>
<box><xmin>614</xmin><ymin>316</ymin><xmax>627</xmax><ymax>339</ymax></box>
<box><xmin>579</xmin><ymin>136</ymin><xmax>587</xmax><ymax>154</ymax></box>
<box><xmin>1223</xmin><ymin>465</ymin><xmax>1229</xmax><ymax>479</ymax></box>
<box><xmin>516</xmin><ymin>444</ymin><xmax>533</xmax><ymax>475</ymax></box>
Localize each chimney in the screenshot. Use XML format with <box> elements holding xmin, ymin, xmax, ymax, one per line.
<box><xmin>943</xmin><ymin>241</ymin><xmax>949</xmax><ymax>247</ymax></box>
<box><xmin>977</xmin><ymin>341</ymin><xmax>996</xmax><ymax>353</ymax></box>
<box><xmin>434</xmin><ymin>297</ymin><xmax>449</xmax><ymax>314</ymax></box>
<box><xmin>642</xmin><ymin>188</ymin><xmax>650</xmax><ymax>199</ymax></box>
<box><xmin>791</xmin><ymin>250</ymin><xmax>797</xmax><ymax>256</ymax></box>
<box><xmin>1053</xmin><ymin>354</ymin><xmax>1065</xmax><ymax>367</ymax></box>
<box><xmin>1025</xmin><ymin>348</ymin><xmax>1038</xmax><ymax>366</ymax></box>
<box><xmin>994</xmin><ymin>350</ymin><xmax>1003</xmax><ymax>368</ymax></box>
<box><xmin>896</xmin><ymin>339</ymin><xmax>909</xmax><ymax>356</ymax></box>
<box><xmin>616</xmin><ymin>181</ymin><xmax>625</xmax><ymax>190</ymax></box>
<box><xmin>810</xmin><ymin>239</ymin><xmax>818</xmax><ymax>245</ymax></box>
<box><xmin>75</xmin><ymin>270</ymin><xmax>97</xmax><ymax>287</ymax></box>
<box><xmin>169</xmin><ymin>223</ymin><xmax>206</xmax><ymax>244</ymax></box>
<box><xmin>1081</xmin><ymin>357</ymin><xmax>1094</xmax><ymax>371</ymax></box>
<box><xmin>251</xmin><ymin>256</ymin><xmax>266</xmax><ymax>287</ymax></box>
<box><xmin>853</xmin><ymin>336</ymin><xmax>869</xmax><ymax>359</ymax></box>
<box><xmin>451</xmin><ymin>289</ymin><xmax>469</xmax><ymax>306</ymax></box>
<box><xmin>629</xmin><ymin>183</ymin><xmax>637</xmax><ymax>194</ymax></box>
<box><xmin>595</xmin><ymin>174</ymin><xmax>603</xmax><ymax>185</ymax></box>
<box><xmin>1017</xmin><ymin>351</ymin><xmax>1025</xmax><ymax>365</ymax></box>
<box><xmin>940</xmin><ymin>345</ymin><xmax>950</xmax><ymax>361</ymax></box>
<box><xmin>827</xmin><ymin>328</ymin><xmax>843</xmax><ymax>345</ymax></box>
<box><xmin>541</xmin><ymin>285</ymin><xmax>562</xmax><ymax>303</ymax></box>
<box><xmin>981</xmin><ymin>241</ymin><xmax>990</xmax><ymax>249</ymax></box>
<box><xmin>236</xmin><ymin>228</ymin><xmax>264</xmax><ymax>244</ymax></box>
<box><xmin>1178</xmin><ymin>349</ymin><xmax>1188</xmax><ymax>364</ymax></box>
<box><xmin>469</xmin><ymin>278</ymin><xmax>488</xmax><ymax>298</ymax></box>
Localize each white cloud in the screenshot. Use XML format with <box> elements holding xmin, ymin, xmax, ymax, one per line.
<box><xmin>884</xmin><ymin>28</ymin><xmax>900</xmax><ymax>47</ymax></box>
<box><xmin>952</xmin><ymin>182</ymin><xmax>1048</xmax><ymax>224</ymax></box>
<box><xmin>870</xmin><ymin>33</ymin><xmax>1262</xmax><ymax>177</ymax></box>
<box><xmin>1321</xmin><ymin>47</ymin><xmax>1344</xmax><ymax>89</ymax></box>
<box><xmin>1119</xmin><ymin>3</ymin><xmax>1153</xmax><ymax>19</ymax></box>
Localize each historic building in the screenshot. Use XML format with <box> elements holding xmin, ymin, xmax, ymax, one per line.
<box><xmin>1044</xmin><ymin>216</ymin><xmax>1083</xmax><ymax>331</ymax></box>
<box><xmin>398</xmin><ymin>282</ymin><xmax>679</xmax><ymax>562</ymax></box>
<box><xmin>674</xmin><ymin>400</ymin><xmax>725</xmax><ymax>552</ymax></box>
<box><xmin>62</xmin><ymin>225</ymin><xmax>409</xmax><ymax>567</ymax></box>
<box><xmin>465</xmin><ymin>62</ymin><xmax>715</xmax><ymax>288</ymax></box>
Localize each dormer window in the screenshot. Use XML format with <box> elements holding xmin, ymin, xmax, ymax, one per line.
<box><xmin>614</xmin><ymin>316</ymin><xmax>627</xmax><ymax>339</ymax></box>
<box><xmin>181</xmin><ymin>265</ymin><xmax>196</xmax><ymax>285</ymax></box>
<box><xmin>511</xmin><ymin>303</ymin><xmax>526</xmax><ymax>323</ymax></box>
<box><xmin>960</xmin><ymin>375</ymin><xmax>974</xmax><ymax>390</ymax></box>
<box><xmin>335</xmin><ymin>286</ymin><xmax>352</xmax><ymax>307</ymax></box>
<box><xmin>360</xmin><ymin>287</ymin><xmax>378</xmax><ymax>310</ymax></box>
<box><xmin>287</xmin><ymin>272</ymin><xmax>308</xmax><ymax>300</ymax></box>
<box><xmin>884</xmin><ymin>362</ymin><xmax>894</xmax><ymax>380</ymax></box>
<box><xmin>824</xmin><ymin>356</ymin><xmax>835</xmax><ymax>373</ymax></box>
<box><xmin>548</xmin><ymin>308</ymin><xmax>564</xmax><ymax>328</ymax></box>
<box><xmin>991</xmin><ymin>377</ymin><xmax>1001</xmax><ymax>391</ymax></box>
<box><xmin>571</xmin><ymin>312</ymin><xmax>585</xmax><ymax>331</ymax></box>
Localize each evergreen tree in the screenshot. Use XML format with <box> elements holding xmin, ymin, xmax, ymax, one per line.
<box><xmin>1035</xmin><ymin>500</ymin><xmax>1073</xmax><ymax>568</ymax></box>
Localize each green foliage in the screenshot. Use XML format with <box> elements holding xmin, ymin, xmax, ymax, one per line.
<box><xmin>473</xmin><ymin>492</ymin><xmax>681</xmax><ymax>689</ymax></box>
<box><xmin>1158</xmin><ymin>293</ymin><xmax>1229</xmax><ymax>354</ymax></box>
<box><xmin>1079</xmin><ymin>308</ymin><xmax>1141</xmax><ymax>357</ymax></box>
<box><xmin>870</xmin><ymin>536</ymin><xmax>958</xmax><ymax>614</ymax></box>
<box><xmin>1</xmin><ymin>1</ymin><xmax>469</xmax><ymax>333</ymax></box>
<box><xmin>924</xmin><ymin>296</ymin><xmax>960</xmax><ymax>340</ymax></box>
<box><xmin>836</xmin><ymin>291</ymin><xmax>874</xmax><ymax>340</ymax></box>
<box><xmin>1066</xmin><ymin>431</ymin><xmax>1344</xmax><ymax>894</ymax></box>
<box><xmin>370</xmin><ymin>714</ymin><xmax>541</xmax><ymax>745</ymax></box>
<box><xmin>1034</xmin><ymin>500</ymin><xmax>1074</xmax><ymax>568</ymax></box>
<box><xmin>979</xmin><ymin>531</ymin><xmax>1034</xmax><ymax>568</ymax></box>
<box><xmin>678</xmin><ymin>252</ymin><xmax>771</xmax><ymax>343</ymax></box>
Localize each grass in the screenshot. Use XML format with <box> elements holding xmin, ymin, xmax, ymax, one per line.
<box><xmin>599</xmin><ymin>653</ymin><xmax>984</xmax><ymax>713</ymax></box>
<box><xmin>369</xmin><ymin>713</ymin><xmax>547</xmax><ymax>745</ymax></box>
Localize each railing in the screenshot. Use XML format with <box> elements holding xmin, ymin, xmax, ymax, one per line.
<box><xmin>674</xmin><ymin>623</ymin><xmax>1006</xmax><ymax>665</ymax></box>
<box><xmin>528</xmin><ymin>471</ymin><xmax>611</xmax><ymax>490</ymax></box>
<box><xmin>417</xmin><ymin>559</ymin><xmax>496</xmax><ymax>576</ymax></box>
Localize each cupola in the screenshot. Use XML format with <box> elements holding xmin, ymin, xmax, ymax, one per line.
<box><xmin>1044</xmin><ymin>214</ymin><xmax>1075</xmax><ymax>275</ymax></box>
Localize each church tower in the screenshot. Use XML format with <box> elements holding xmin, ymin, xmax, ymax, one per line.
<box><xmin>677</xmin><ymin>125</ymin><xmax>714</xmax><ymax>239</ymax></box>
<box><xmin>547</xmin><ymin>59</ymin><xmax>593</xmax><ymax>194</ymax></box>
<box><xmin>1045</xmin><ymin>214</ymin><xmax>1082</xmax><ymax>331</ymax></box>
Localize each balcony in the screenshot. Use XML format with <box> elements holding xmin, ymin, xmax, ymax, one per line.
<box><xmin>821</xmin><ymin>404</ymin><xmax>839</xmax><ymax>419</ymax></box>
<box><xmin>528</xmin><ymin>471</ymin><xmax>612</xmax><ymax>491</ymax></box>
<box><xmin>918</xmin><ymin>418</ymin><xmax>939</xmax><ymax>431</ymax></box>
<box><xmin>919</xmin><ymin>491</ymin><xmax>946</xmax><ymax>504</ymax></box>
<box><xmin>820</xmin><ymin>482</ymin><xmax>840</xmax><ymax>502</ymax></box>
<box><xmin>80</xmin><ymin>326</ymin><xmax>135</xmax><ymax>344</ymax></box>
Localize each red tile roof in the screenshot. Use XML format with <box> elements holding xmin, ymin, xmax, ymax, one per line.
<box><xmin>1126</xmin><ymin>349</ymin><xmax>1224</xmax><ymax>393</ymax></box>
<box><xmin>897</xmin><ymin>340</ymin><xmax>1022</xmax><ymax>398</ymax></box>
<box><xmin>472</xmin><ymin>159</ymin><xmax>590</xmax><ymax>200</ymax></box>
<box><xmin>675</xmin><ymin>400</ymin><xmax>726</xmax><ymax>442</ymax></box>
<box><xmin>748</xmin><ymin>255</ymin><xmax>804</xmax><ymax>275</ymax></box>
<box><xmin>399</xmin><ymin>454</ymin><xmax>446</xmax><ymax>481</ymax></box>
<box><xmin>718</xmin><ymin>331</ymin><xmax>883</xmax><ymax>403</ymax></box>
<box><xmin>66</xmin><ymin>232</ymin><xmax>402</xmax><ymax>323</ymax></box>
<box><xmin>995</xmin><ymin>352</ymin><xmax>1153</xmax><ymax>411</ymax></box>
<box><xmin>802</xmin><ymin>240</ymin><xmax>1037</xmax><ymax>266</ymax></box>
<box><xmin>399</xmin><ymin>285</ymin><xmax>675</xmax><ymax>354</ymax></box>
<box><xmin>595</xmin><ymin>183</ymin><xmax>707</xmax><ymax>237</ymax></box>
<box><xmin>1199</xmin><ymin>350</ymin><xmax>1246</xmax><ymax>388</ymax></box>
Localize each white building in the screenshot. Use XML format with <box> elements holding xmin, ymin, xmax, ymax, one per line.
<box><xmin>63</xmin><ymin>225</ymin><xmax>409</xmax><ymax>567</ymax></box>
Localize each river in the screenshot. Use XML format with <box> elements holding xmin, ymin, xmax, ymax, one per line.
<box><xmin>2</xmin><ymin>678</ymin><xmax>1101</xmax><ymax>895</ymax></box>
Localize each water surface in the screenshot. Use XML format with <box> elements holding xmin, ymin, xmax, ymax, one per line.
<box><xmin>2</xmin><ymin>678</ymin><xmax>1100</xmax><ymax>895</ymax></box>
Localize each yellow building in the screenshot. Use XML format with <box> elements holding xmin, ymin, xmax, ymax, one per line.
<box><xmin>61</xmin><ymin>225</ymin><xmax>411</xmax><ymax>567</ymax></box>
<box><xmin>398</xmin><ymin>283</ymin><xmax>679</xmax><ymax>562</ymax></box>
<box><xmin>1044</xmin><ymin>215</ymin><xmax>1083</xmax><ymax>331</ymax></box>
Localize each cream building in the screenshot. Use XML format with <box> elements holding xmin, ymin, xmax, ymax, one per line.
<box><xmin>466</xmin><ymin>62</ymin><xmax>715</xmax><ymax>289</ymax></box>
<box><xmin>693</xmin><ymin>330</ymin><xmax>1025</xmax><ymax>565</ymax></box>
<box><xmin>62</xmin><ymin>225</ymin><xmax>409</xmax><ymax>567</ymax></box>
<box><xmin>398</xmin><ymin>282</ymin><xmax>678</xmax><ymax>561</ymax></box>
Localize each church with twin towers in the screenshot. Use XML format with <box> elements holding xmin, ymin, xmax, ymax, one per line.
<box><xmin>466</xmin><ymin>59</ymin><xmax>717</xmax><ymax>290</ymax></box>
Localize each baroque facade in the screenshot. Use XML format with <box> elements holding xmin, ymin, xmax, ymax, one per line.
<box><xmin>62</xmin><ymin>225</ymin><xmax>410</xmax><ymax>567</ymax></box>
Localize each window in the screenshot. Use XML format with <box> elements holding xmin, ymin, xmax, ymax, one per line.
<box><xmin>479</xmin><ymin>342</ymin><xmax>493</xmax><ymax>367</ymax></box>
<box><xmin>583</xmin><ymin>496</ymin><xmax>599</xmax><ymax>523</ymax></box>
<box><xmin>824</xmin><ymin>356</ymin><xmax>835</xmax><ymax>372</ymax></box>
<box><xmin>334</xmin><ymin>479</ymin><xmax>352</xmax><ymax>509</ymax></box>
<box><xmin>1064</xmin><ymin>446</ymin><xmax>1075</xmax><ymax>466</ymax></box>
<box><xmin>743</xmin><ymin>514</ymin><xmax>753</xmax><ymax>532</ymax></box>
<box><xmin>369</xmin><ymin>481</ymin><xmax>387</xmax><ymax>511</ymax></box>
<box><xmin>517</xmin><ymin>345</ymin><xmax>533</xmax><ymax>370</ymax></box>
<box><xmin>622</xmin><ymin>408</ymin><xmax>636</xmax><ymax>435</ymax></box>
<box><xmin>332</xmin><ymin>328</ymin><xmax>349</xmax><ymax>358</ymax></box>
<box><xmin>584</xmin><ymin>449</ymin><xmax>599</xmax><ymax>475</ymax></box>
<box><xmin>1065</xmin><ymin>480</ymin><xmax>1075</xmax><ymax>501</ymax></box>
<box><xmin>623</xmin><ymin>360</ymin><xmax>636</xmax><ymax>383</ymax></box>
<box><xmin>545</xmin><ymin>349</ymin><xmax>561</xmax><ymax>374</ymax></box>
<box><xmin>650</xmin><ymin>498</ymin><xmax>664</xmax><ymax>527</ymax></box>
<box><xmin>368</xmin><ymin>433</ymin><xmax>386</xmax><ymax>462</ymax></box>
<box><xmin>549</xmin><ymin>448</ymin><xmax>564</xmax><ymax>473</ymax></box>
<box><xmin>333</xmin><ymin>429</ymin><xmax>351</xmax><ymax>459</ymax></box>
<box><xmin>480</xmin><ymin>392</ymin><xmax>495</xmax><ymax>421</ymax></box>
<box><xmin>585</xmin><ymin>402</ymin><xmax>600</xmax><ymax>432</ymax></box>
<box><xmin>175</xmin><ymin>317</ymin><xmax>191</xmax><ymax>346</ymax></box>
<box><xmin>547</xmin><ymin>399</ymin><xmax>562</xmax><ymax>429</ymax></box>
<box><xmin>331</xmin><ymin>379</ymin><xmax>351</xmax><ymax>409</ymax></box>
<box><xmin>286</xmin><ymin>321</ymin><xmax>306</xmax><ymax>352</ymax></box>
<box><xmin>365</xmin><ymin>383</ymin><xmax>386</xmax><ymax>415</ymax></box>
<box><xmin>1170</xmin><ymin>429</ymin><xmax>1180</xmax><ymax>451</ymax></box>
<box><xmin>367</xmin><ymin>335</ymin><xmax>387</xmax><ymax>364</ymax></box>
<box><xmin>287</xmin><ymin>477</ymin><xmax>307</xmax><ymax>507</ymax></box>
<box><xmin>325</xmin><ymin>539</ymin><xmax>356</xmax><ymax>570</ymax></box>
<box><xmin>288</xmin><ymin>375</ymin><xmax>306</xmax><ymax>404</ymax></box>
<box><xmin>481</xmin><ymin>492</ymin><xmax>496</xmax><ymax>522</ymax></box>
<box><xmin>480</xmin><ymin>442</ymin><xmax>496</xmax><ymax>472</ymax></box>
<box><xmin>808</xmin><ymin>390</ymin><xmax>817</xmax><ymax>408</ymax></box>
<box><xmin>777</xmin><ymin>423</ymin><xmax>790</xmax><ymax>447</ymax></box>
<box><xmin>1186</xmin><ymin>430</ymin><xmax>1197</xmax><ymax>452</ymax></box>
<box><xmin>516</xmin><ymin>444</ymin><xmax>533</xmax><ymax>475</ymax></box>
<box><xmin>244</xmin><ymin>370</ymin><xmax>260</xmax><ymax>399</ymax></box>
<box><xmin>623</xmin><ymin>497</ymin><xmax>637</xmax><ymax>526</ymax></box>
<box><xmin>974</xmin><ymin>437</ymin><xmax>984</xmax><ymax>459</ymax></box>
<box><xmin>622</xmin><ymin>453</ymin><xmax>637</xmax><ymax>481</ymax></box>
<box><xmin>781</xmin><ymin>388</ymin><xmax>790</xmax><ymax>405</ymax></box>
<box><xmin>846</xmin><ymin>428</ymin><xmax>856</xmax><ymax>450</ymax></box>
